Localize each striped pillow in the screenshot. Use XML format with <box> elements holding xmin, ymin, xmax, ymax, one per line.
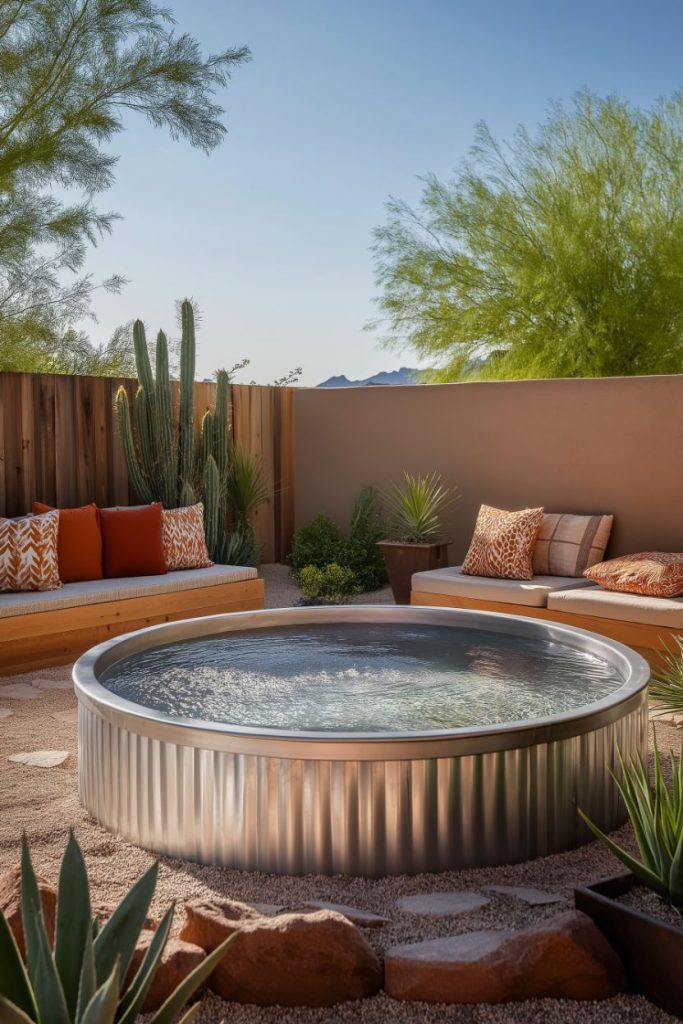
<box><xmin>0</xmin><ymin>510</ymin><xmax>62</xmax><ymax>592</ymax></box>
<box><xmin>585</xmin><ymin>552</ymin><xmax>683</xmax><ymax>598</ymax></box>
<box><xmin>533</xmin><ymin>513</ymin><xmax>613</xmax><ymax>578</ymax></box>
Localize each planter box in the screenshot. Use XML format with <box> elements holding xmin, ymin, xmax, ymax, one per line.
<box><xmin>378</xmin><ymin>540</ymin><xmax>450</xmax><ymax>605</ymax></box>
<box><xmin>574</xmin><ymin>872</ymin><xmax>683</xmax><ymax>1019</ymax></box>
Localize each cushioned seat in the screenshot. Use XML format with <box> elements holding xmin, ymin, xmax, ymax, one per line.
<box><xmin>0</xmin><ymin>564</ymin><xmax>257</xmax><ymax>619</ymax></box>
<box><xmin>547</xmin><ymin>586</ymin><xmax>683</xmax><ymax>628</ymax></box>
<box><xmin>411</xmin><ymin>566</ymin><xmax>593</xmax><ymax>608</ymax></box>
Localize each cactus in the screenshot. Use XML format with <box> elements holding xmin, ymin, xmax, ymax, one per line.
<box><xmin>115</xmin><ymin>298</ymin><xmax>266</xmax><ymax>565</ymax></box>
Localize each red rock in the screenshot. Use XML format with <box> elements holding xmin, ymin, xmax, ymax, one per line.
<box><xmin>180</xmin><ymin>900</ymin><xmax>382</xmax><ymax>1006</ymax></box>
<box><xmin>91</xmin><ymin>901</ymin><xmax>156</xmax><ymax>931</ymax></box>
<box><xmin>385</xmin><ymin>910</ymin><xmax>624</xmax><ymax>1003</ymax></box>
<box><xmin>0</xmin><ymin>867</ymin><xmax>56</xmax><ymax>959</ymax></box>
<box><xmin>126</xmin><ymin>930</ymin><xmax>205</xmax><ymax>1011</ymax></box>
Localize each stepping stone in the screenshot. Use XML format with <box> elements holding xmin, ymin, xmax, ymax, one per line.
<box><xmin>246</xmin><ymin>902</ymin><xmax>287</xmax><ymax>916</ymax></box>
<box><xmin>397</xmin><ymin>891</ymin><xmax>490</xmax><ymax>916</ymax></box>
<box><xmin>0</xmin><ymin>684</ymin><xmax>41</xmax><ymax>700</ymax></box>
<box><xmin>33</xmin><ymin>678</ymin><xmax>73</xmax><ymax>691</ymax></box>
<box><xmin>296</xmin><ymin>900</ymin><xmax>389</xmax><ymax>928</ymax></box>
<box><xmin>0</xmin><ymin>708</ymin><xmax>13</xmax><ymax>719</ymax></box>
<box><xmin>485</xmin><ymin>885</ymin><xmax>563</xmax><ymax>905</ymax></box>
<box><xmin>51</xmin><ymin>709</ymin><xmax>78</xmax><ymax>724</ymax></box>
<box><xmin>8</xmin><ymin>750</ymin><xmax>69</xmax><ymax>768</ymax></box>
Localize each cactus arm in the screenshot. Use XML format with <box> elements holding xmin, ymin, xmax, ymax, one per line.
<box><xmin>178</xmin><ymin>300</ymin><xmax>196</xmax><ymax>494</ymax></box>
<box><xmin>200</xmin><ymin>410</ymin><xmax>214</xmax><ymax>468</ymax></box>
<box><xmin>213</xmin><ymin>370</ymin><xmax>229</xmax><ymax>479</ymax></box>
<box><xmin>202</xmin><ymin>455</ymin><xmax>220</xmax><ymax>560</ymax></box>
<box><xmin>155</xmin><ymin>330</ymin><xmax>177</xmax><ymax>508</ymax></box>
<box><xmin>115</xmin><ymin>388</ymin><xmax>154</xmax><ymax>504</ymax></box>
<box><xmin>134</xmin><ymin>387</ymin><xmax>158</xmax><ymax>493</ymax></box>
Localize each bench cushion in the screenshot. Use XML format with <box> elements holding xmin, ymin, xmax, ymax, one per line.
<box><xmin>411</xmin><ymin>566</ymin><xmax>593</xmax><ymax>608</ymax></box>
<box><xmin>0</xmin><ymin>564</ymin><xmax>257</xmax><ymax>619</ymax></box>
<box><xmin>547</xmin><ymin>586</ymin><xmax>683</xmax><ymax>628</ymax></box>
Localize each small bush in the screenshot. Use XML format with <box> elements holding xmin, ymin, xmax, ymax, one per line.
<box><xmin>299</xmin><ymin>563</ymin><xmax>358</xmax><ymax>603</ymax></box>
<box><xmin>289</xmin><ymin>514</ymin><xmax>346</xmax><ymax>576</ymax></box>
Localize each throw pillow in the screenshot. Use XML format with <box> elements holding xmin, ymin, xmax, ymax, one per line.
<box><xmin>584</xmin><ymin>552</ymin><xmax>683</xmax><ymax>598</ymax></box>
<box><xmin>0</xmin><ymin>510</ymin><xmax>61</xmax><ymax>592</ymax></box>
<box><xmin>99</xmin><ymin>503</ymin><xmax>167</xmax><ymax>578</ymax></box>
<box><xmin>162</xmin><ymin>503</ymin><xmax>213</xmax><ymax>570</ymax></box>
<box><xmin>532</xmin><ymin>513</ymin><xmax>614</xmax><ymax>578</ymax></box>
<box><xmin>462</xmin><ymin>504</ymin><xmax>544</xmax><ymax>581</ymax></box>
<box><xmin>33</xmin><ymin>502</ymin><xmax>103</xmax><ymax>583</ymax></box>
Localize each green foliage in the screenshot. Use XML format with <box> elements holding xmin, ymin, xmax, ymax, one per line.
<box><xmin>116</xmin><ymin>300</ymin><xmax>266</xmax><ymax>564</ymax></box>
<box><xmin>289</xmin><ymin>488</ymin><xmax>387</xmax><ymax>592</ymax></box>
<box><xmin>0</xmin><ymin>832</ymin><xmax>235</xmax><ymax>1022</ymax></box>
<box><xmin>371</xmin><ymin>90</ymin><xmax>683</xmax><ymax>380</ymax></box>
<box><xmin>299</xmin><ymin>563</ymin><xmax>358</xmax><ymax>604</ymax></box>
<box><xmin>0</xmin><ymin>1</ymin><xmax>249</xmax><ymax>373</ymax></box>
<box><xmin>649</xmin><ymin>637</ymin><xmax>683</xmax><ymax>717</ymax></box>
<box><xmin>384</xmin><ymin>472</ymin><xmax>455</xmax><ymax>543</ymax></box>
<box><xmin>579</xmin><ymin>735</ymin><xmax>683</xmax><ymax>907</ymax></box>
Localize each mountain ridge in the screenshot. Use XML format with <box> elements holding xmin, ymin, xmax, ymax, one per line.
<box><xmin>317</xmin><ymin>366</ymin><xmax>422</xmax><ymax>388</ymax></box>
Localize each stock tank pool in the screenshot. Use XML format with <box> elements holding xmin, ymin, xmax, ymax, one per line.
<box><xmin>73</xmin><ymin>606</ymin><xmax>649</xmax><ymax>876</ymax></box>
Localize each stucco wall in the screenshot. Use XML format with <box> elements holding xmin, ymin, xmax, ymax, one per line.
<box><xmin>293</xmin><ymin>375</ymin><xmax>683</xmax><ymax>562</ymax></box>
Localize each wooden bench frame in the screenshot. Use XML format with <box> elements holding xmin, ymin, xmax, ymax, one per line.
<box><xmin>410</xmin><ymin>589</ymin><xmax>677</xmax><ymax>668</ymax></box>
<box><xmin>0</xmin><ymin>577</ymin><xmax>265</xmax><ymax>676</ymax></box>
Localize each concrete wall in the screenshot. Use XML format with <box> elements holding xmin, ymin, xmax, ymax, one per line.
<box><xmin>294</xmin><ymin>375</ymin><xmax>683</xmax><ymax>563</ymax></box>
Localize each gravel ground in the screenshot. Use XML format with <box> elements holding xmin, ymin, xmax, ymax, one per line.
<box><xmin>0</xmin><ymin>563</ymin><xmax>679</xmax><ymax>1023</ymax></box>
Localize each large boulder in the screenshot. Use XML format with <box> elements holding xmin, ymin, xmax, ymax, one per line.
<box><xmin>180</xmin><ymin>898</ymin><xmax>382</xmax><ymax>1006</ymax></box>
<box><xmin>126</xmin><ymin>930</ymin><xmax>205</xmax><ymax>1012</ymax></box>
<box><xmin>385</xmin><ymin>910</ymin><xmax>625</xmax><ymax>1003</ymax></box>
<box><xmin>0</xmin><ymin>867</ymin><xmax>56</xmax><ymax>959</ymax></box>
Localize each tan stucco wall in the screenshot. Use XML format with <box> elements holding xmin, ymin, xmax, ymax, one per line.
<box><xmin>293</xmin><ymin>375</ymin><xmax>683</xmax><ymax>562</ymax></box>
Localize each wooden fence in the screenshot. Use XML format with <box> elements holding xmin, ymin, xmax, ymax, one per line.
<box><xmin>0</xmin><ymin>372</ymin><xmax>295</xmax><ymax>563</ymax></box>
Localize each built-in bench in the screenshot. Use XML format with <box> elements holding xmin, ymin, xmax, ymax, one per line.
<box><xmin>411</xmin><ymin>566</ymin><xmax>683</xmax><ymax>665</ymax></box>
<box><xmin>0</xmin><ymin>565</ymin><xmax>265</xmax><ymax>675</ymax></box>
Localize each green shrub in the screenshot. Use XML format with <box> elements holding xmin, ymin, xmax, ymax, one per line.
<box><xmin>649</xmin><ymin>635</ymin><xmax>683</xmax><ymax>717</ymax></box>
<box><xmin>289</xmin><ymin>515</ymin><xmax>346</xmax><ymax>576</ymax></box>
<box><xmin>299</xmin><ymin>563</ymin><xmax>357</xmax><ymax>603</ymax></box>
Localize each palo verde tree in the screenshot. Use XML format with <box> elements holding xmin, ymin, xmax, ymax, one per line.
<box><xmin>370</xmin><ymin>90</ymin><xmax>683</xmax><ymax>380</ymax></box>
<box><xmin>0</xmin><ymin>0</ymin><xmax>249</xmax><ymax>373</ymax></box>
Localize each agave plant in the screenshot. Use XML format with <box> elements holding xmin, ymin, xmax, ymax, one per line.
<box><xmin>383</xmin><ymin>471</ymin><xmax>455</xmax><ymax>543</ymax></box>
<box><xmin>649</xmin><ymin>636</ymin><xmax>683</xmax><ymax>717</ymax></box>
<box><xmin>578</xmin><ymin>734</ymin><xmax>683</xmax><ymax>907</ymax></box>
<box><xmin>0</xmin><ymin>833</ymin><xmax>235</xmax><ymax>1023</ymax></box>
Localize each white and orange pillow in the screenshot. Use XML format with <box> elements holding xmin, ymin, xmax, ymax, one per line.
<box><xmin>0</xmin><ymin>509</ymin><xmax>61</xmax><ymax>592</ymax></box>
<box><xmin>462</xmin><ymin>504</ymin><xmax>544</xmax><ymax>581</ymax></box>
<box><xmin>585</xmin><ymin>552</ymin><xmax>683</xmax><ymax>598</ymax></box>
<box><xmin>161</xmin><ymin>503</ymin><xmax>213</xmax><ymax>571</ymax></box>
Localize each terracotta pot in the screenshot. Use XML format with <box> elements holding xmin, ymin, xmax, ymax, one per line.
<box><xmin>377</xmin><ymin>540</ymin><xmax>450</xmax><ymax>605</ymax></box>
<box><xmin>574</xmin><ymin>872</ymin><xmax>683</xmax><ymax>1020</ymax></box>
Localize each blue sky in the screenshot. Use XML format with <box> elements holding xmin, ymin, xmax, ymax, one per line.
<box><xmin>82</xmin><ymin>0</ymin><xmax>683</xmax><ymax>384</ymax></box>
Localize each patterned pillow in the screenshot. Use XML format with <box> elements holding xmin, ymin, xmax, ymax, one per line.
<box><xmin>584</xmin><ymin>552</ymin><xmax>683</xmax><ymax>598</ymax></box>
<box><xmin>462</xmin><ymin>504</ymin><xmax>544</xmax><ymax>581</ymax></box>
<box><xmin>162</xmin><ymin>503</ymin><xmax>213</xmax><ymax>571</ymax></box>
<box><xmin>533</xmin><ymin>513</ymin><xmax>614</xmax><ymax>578</ymax></box>
<box><xmin>0</xmin><ymin>510</ymin><xmax>61</xmax><ymax>592</ymax></box>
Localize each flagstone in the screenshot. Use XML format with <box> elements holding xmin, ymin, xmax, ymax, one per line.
<box><xmin>8</xmin><ymin>750</ymin><xmax>69</xmax><ymax>768</ymax></box>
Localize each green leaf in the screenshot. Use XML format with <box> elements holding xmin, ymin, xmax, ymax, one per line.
<box><xmin>20</xmin><ymin>836</ymin><xmax>70</xmax><ymax>1024</ymax></box>
<box><xmin>80</xmin><ymin>963</ymin><xmax>120</xmax><ymax>1024</ymax></box>
<box><xmin>578</xmin><ymin>808</ymin><xmax>670</xmax><ymax>899</ymax></box>
<box><xmin>75</xmin><ymin>924</ymin><xmax>96</xmax><ymax>1024</ymax></box>
<box><xmin>55</xmin><ymin>832</ymin><xmax>91</xmax><ymax>1019</ymax></box>
<box><xmin>93</xmin><ymin>862</ymin><xmax>158</xmax><ymax>989</ymax></box>
<box><xmin>175</xmin><ymin>1004</ymin><xmax>202</xmax><ymax>1024</ymax></box>
<box><xmin>117</xmin><ymin>904</ymin><xmax>175</xmax><ymax>1024</ymax></box>
<box><xmin>148</xmin><ymin>933</ymin><xmax>238</xmax><ymax>1024</ymax></box>
<box><xmin>0</xmin><ymin>995</ymin><xmax>37</xmax><ymax>1024</ymax></box>
<box><xmin>0</xmin><ymin>910</ymin><xmax>37</xmax><ymax>1021</ymax></box>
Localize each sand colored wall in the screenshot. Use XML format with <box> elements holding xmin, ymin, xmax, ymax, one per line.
<box><xmin>294</xmin><ymin>375</ymin><xmax>683</xmax><ymax>562</ymax></box>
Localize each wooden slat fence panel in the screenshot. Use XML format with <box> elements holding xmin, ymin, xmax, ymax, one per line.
<box><xmin>0</xmin><ymin>372</ymin><xmax>296</xmax><ymax>563</ymax></box>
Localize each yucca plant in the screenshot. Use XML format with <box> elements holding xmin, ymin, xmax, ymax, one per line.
<box><xmin>0</xmin><ymin>833</ymin><xmax>235</xmax><ymax>1023</ymax></box>
<box><xmin>384</xmin><ymin>471</ymin><xmax>455</xmax><ymax>543</ymax></box>
<box><xmin>578</xmin><ymin>734</ymin><xmax>683</xmax><ymax>907</ymax></box>
<box><xmin>649</xmin><ymin>636</ymin><xmax>683</xmax><ymax>717</ymax></box>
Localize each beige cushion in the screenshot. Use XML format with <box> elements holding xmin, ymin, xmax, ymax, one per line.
<box><xmin>0</xmin><ymin>564</ymin><xmax>257</xmax><ymax>619</ymax></box>
<box><xmin>548</xmin><ymin>586</ymin><xmax>683</xmax><ymax>628</ymax></box>
<box><xmin>533</xmin><ymin>513</ymin><xmax>613</xmax><ymax>577</ymax></box>
<box><xmin>412</xmin><ymin>566</ymin><xmax>593</xmax><ymax>608</ymax></box>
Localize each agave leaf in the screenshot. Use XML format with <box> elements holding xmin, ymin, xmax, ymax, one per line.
<box><xmin>175</xmin><ymin>1004</ymin><xmax>202</xmax><ymax>1024</ymax></box>
<box><xmin>0</xmin><ymin>910</ymin><xmax>37</xmax><ymax>1021</ymax></box>
<box><xmin>20</xmin><ymin>836</ymin><xmax>70</xmax><ymax>1024</ymax></box>
<box><xmin>93</xmin><ymin>862</ymin><xmax>158</xmax><ymax>989</ymax></box>
<box><xmin>116</xmin><ymin>904</ymin><xmax>175</xmax><ymax>1024</ymax></box>
<box><xmin>0</xmin><ymin>996</ymin><xmax>36</xmax><ymax>1024</ymax></box>
<box><xmin>75</xmin><ymin>923</ymin><xmax>96</xmax><ymax>1024</ymax></box>
<box><xmin>668</xmin><ymin>812</ymin><xmax>683</xmax><ymax>908</ymax></box>
<box><xmin>79</xmin><ymin>962</ymin><xmax>120</xmax><ymax>1024</ymax></box>
<box><xmin>578</xmin><ymin>809</ymin><xmax>670</xmax><ymax>898</ymax></box>
<box><xmin>611</xmin><ymin>768</ymin><xmax>661</xmax><ymax>874</ymax></box>
<box><xmin>148</xmin><ymin>933</ymin><xmax>238</xmax><ymax>1024</ymax></box>
<box><xmin>55</xmin><ymin>832</ymin><xmax>91</xmax><ymax>1019</ymax></box>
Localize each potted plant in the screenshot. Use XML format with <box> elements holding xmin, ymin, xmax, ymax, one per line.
<box><xmin>377</xmin><ymin>471</ymin><xmax>456</xmax><ymax>604</ymax></box>
<box><xmin>574</xmin><ymin>734</ymin><xmax>683</xmax><ymax>1019</ymax></box>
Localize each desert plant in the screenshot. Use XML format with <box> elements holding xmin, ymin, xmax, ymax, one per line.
<box><xmin>0</xmin><ymin>833</ymin><xmax>235</xmax><ymax>1023</ymax></box>
<box><xmin>578</xmin><ymin>735</ymin><xmax>683</xmax><ymax>907</ymax></box>
<box><xmin>289</xmin><ymin>515</ymin><xmax>346</xmax><ymax>577</ymax></box>
<box><xmin>345</xmin><ymin>488</ymin><xmax>387</xmax><ymax>591</ymax></box>
<box><xmin>383</xmin><ymin>472</ymin><xmax>455</xmax><ymax>543</ymax></box>
<box><xmin>299</xmin><ymin>563</ymin><xmax>357</xmax><ymax>604</ymax></box>
<box><xmin>649</xmin><ymin>637</ymin><xmax>683</xmax><ymax>717</ymax></box>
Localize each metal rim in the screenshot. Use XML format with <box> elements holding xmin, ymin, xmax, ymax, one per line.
<box><xmin>73</xmin><ymin>604</ymin><xmax>650</xmax><ymax>761</ymax></box>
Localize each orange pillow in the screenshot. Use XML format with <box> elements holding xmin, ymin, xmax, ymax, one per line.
<box><xmin>585</xmin><ymin>552</ymin><xmax>683</xmax><ymax>598</ymax></box>
<box><xmin>1</xmin><ymin>510</ymin><xmax>61</xmax><ymax>592</ymax></box>
<box><xmin>33</xmin><ymin>502</ymin><xmax>103</xmax><ymax>583</ymax></box>
<box><xmin>162</xmin><ymin>503</ymin><xmax>213</xmax><ymax>570</ymax></box>
<box><xmin>462</xmin><ymin>504</ymin><xmax>544</xmax><ymax>581</ymax></box>
<box><xmin>99</xmin><ymin>503</ymin><xmax>167</xmax><ymax>578</ymax></box>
